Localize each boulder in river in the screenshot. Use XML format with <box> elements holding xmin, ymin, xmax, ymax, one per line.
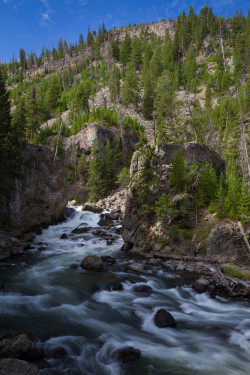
<box><xmin>20</xmin><ymin>348</ymin><xmax>45</xmax><ymax>362</ymax></box>
<box><xmin>60</xmin><ymin>233</ymin><xmax>68</xmax><ymax>239</ymax></box>
<box><xmin>127</xmin><ymin>263</ymin><xmax>145</xmax><ymax>273</ymax></box>
<box><xmin>97</xmin><ymin>218</ymin><xmax>114</xmax><ymax>227</ymax></box>
<box><xmin>192</xmin><ymin>277</ymin><xmax>211</xmax><ymax>293</ymax></box>
<box><xmin>0</xmin><ymin>358</ymin><xmax>40</xmax><ymax>375</ymax></box>
<box><xmin>71</xmin><ymin>227</ymin><xmax>91</xmax><ymax>234</ymax></box>
<box><xmin>153</xmin><ymin>309</ymin><xmax>177</xmax><ymax>328</ymax></box>
<box><xmin>82</xmin><ymin>203</ymin><xmax>103</xmax><ymax>213</ymax></box>
<box><xmin>108</xmin><ymin>281</ymin><xmax>123</xmax><ymax>291</ymax></box>
<box><xmin>81</xmin><ymin>255</ymin><xmax>103</xmax><ymax>271</ymax></box>
<box><xmin>0</xmin><ymin>334</ymin><xmax>32</xmax><ymax>358</ymax></box>
<box><xmin>101</xmin><ymin>256</ymin><xmax>116</xmax><ymax>265</ymax></box>
<box><xmin>133</xmin><ymin>285</ymin><xmax>152</xmax><ymax>294</ymax></box>
<box><xmin>51</xmin><ymin>347</ymin><xmax>67</xmax><ymax>359</ymax></box>
<box><xmin>116</xmin><ymin>346</ymin><xmax>141</xmax><ymax>363</ymax></box>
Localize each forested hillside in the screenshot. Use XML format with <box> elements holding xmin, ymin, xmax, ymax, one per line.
<box><xmin>0</xmin><ymin>6</ymin><xmax>249</xmax><ymax>228</ymax></box>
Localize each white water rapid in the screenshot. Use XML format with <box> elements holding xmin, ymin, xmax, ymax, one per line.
<box><xmin>0</xmin><ymin>207</ymin><xmax>249</xmax><ymax>374</ymax></box>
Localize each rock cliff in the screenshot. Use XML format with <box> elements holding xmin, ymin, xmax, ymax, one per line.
<box><xmin>0</xmin><ymin>144</ymin><xmax>68</xmax><ymax>259</ymax></box>
<box><xmin>121</xmin><ymin>143</ymin><xmax>249</xmax><ymax>263</ymax></box>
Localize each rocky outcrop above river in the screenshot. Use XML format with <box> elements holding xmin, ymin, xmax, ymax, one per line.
<box><xmin>121</xmin><ymin>143</ymin><xmax>249</xmax><ymax>264</ymax></box>
<box><xmin>0</xmin><ymin>144</ymin><xmax>68</xmax><ymax>260</ymax></box>
<box><xmin>63</xmin><ymin>123</ymin><xmax>137</xmax><ymax>163</ymax></box>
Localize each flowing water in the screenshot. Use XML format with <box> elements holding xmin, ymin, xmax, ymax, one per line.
<box><xmin>0</xmin><ymin>207</ymin><xmax>250</xmax><ymax>375</ymax></box>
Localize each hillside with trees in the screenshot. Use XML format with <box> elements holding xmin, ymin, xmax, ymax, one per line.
<box><xmin>0</xmin><ymin>6</ymin><xmax>249</xmax><ymax>258</ymax></box>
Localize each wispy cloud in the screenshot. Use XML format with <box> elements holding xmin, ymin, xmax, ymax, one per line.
<box><xmin>39</xmin><ymin>0</ymin><xmax>54</xmax><ymax>26</ymax></box>
<box><xmin>79</xmin><ymin>0</ymin><xmax>88</xmax><ymax>5</ymax></box>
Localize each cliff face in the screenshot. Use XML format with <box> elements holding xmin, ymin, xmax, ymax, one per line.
<box><xmin>121</xmin><ymin>143</ymin><xmax>248</xmax><ymax>263</ymax></box>
<box><xmin>1</xmin><ymin>144</ymin><xmax>68</xmax><ymax>231</ymax></box>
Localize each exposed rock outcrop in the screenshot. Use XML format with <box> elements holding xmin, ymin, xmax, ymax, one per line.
<box><xmin>63</xmin><ymin>124</ymin><xmax>137</xmax><ymax>163</ymax></box>
<box><xmin>2</xmin><ymin>144</ymin><xmax>68</xmax><ymax>229</ymax></box>
<box><xmin>0</xmin><ymin>144</ymin><xmax>68</xmax><ymax>260</ymax></box>
<box><xmin>122</xmin><ymin>143</ymin><xmax>226</xmax><ymax>258</ymax></box>
<box><xmin>204</xmin><ymin>221</ymin><xmax>250</xmax><ymax>262</ymax></box>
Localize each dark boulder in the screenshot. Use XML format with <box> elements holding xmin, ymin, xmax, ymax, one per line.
<box><xmin>133</xmin><ymin>285</ymin><xmax>152</xmax><ymax>294</ymax></box>
<box><xmin>101</xmin><ymin>256</ymin><xmax>116</xmax><ymax>265</ymax></box>
<box><xmin>51</xmin><ymin>347</ymin><xmax>67</xmax><ymax>359</ymax></box>
<box><xmin>20</xmin><ymin>348</ymin><xmax>45</xmax><ymax>362</ymax></box>
<box><xmin>192</xmin><ymin>277</ymin><xmax>210</xmax><ymax>293</ymax></box>
<box><xmin>101</xmin><ymin>212</ymin><xmax>121</xmax><ymax>220</ymax></box>
<box><xmin>0</xmin><ymin>358</ymin><xmax>40</xmax><ymax>375</ymax></box>
<box><xmin>153</xmin><ymin>309</ymin><xmax>177</xmax><ymax>328</ymax></box>
<box><xmin>60</xmin><ymin>233</ymin><xmax>68</xmax><ymax>239</ymax></box>
<box><xmin>108</xmin><ymin>281</ymin><xmax>123</xmax><ymax>291</ymax></box>
<box><xmin>81</xmin><ymin>255</ymin><xmax>103</xmax><ymax>271</ymax></box>
<box><xmin>69</xmin><ymin>263</ymin><xmax>78</xmax><ymax>269</ymax></box>
<box><xmin>117</xmin><ymin>346</ymin><xmax>141</xmax><ymax>363</ymax></box>
<box><xmin>98</xmin><ymin>218</ymin><xmax>114</xmax><ymax>227</ymax></box>
<box><xmin>82</xmin><ymin>203</ymin><xmax>103</xmax><ymax>213</ymax></box>
<box><xmin>71</xmin><ymin>227</ymin><xmax>91</xmax><ymax>234</ymax></box>
<box><xmin>0</xmin><ymin>334</ymin><xmax>32</xmax><ymax>358</ymax></box>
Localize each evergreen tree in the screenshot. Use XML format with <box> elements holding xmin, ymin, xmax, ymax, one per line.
<box><xmin>0</xmin><ymin>68</ymin><xmax>11</xmax><ymax>137</ymax></box>
<box><xmin>26</xmin><ymin>85</ymin><xmax>39</xmax><ymax>142</ymax></box>
<box><xmin>142</xmin><ymin>70</ymin><xmax>155</xmax><ymax>120</ymax></box>
<box><xmin>57</xmin><ymin>37</ymin><xmax>64</xmax><ymax>59</ymax></box>
<box><xmin>110</xmin><ymin>38</ymin><xmax>120</xmax><ymax>61</ymax></box>
<box><xmin>109</xmin><ymin>64</ymin><xmax>121</xmax><ymax>102</ymax></box>
<box><xmin>46</xmin><ymin>76</ymin><xmax>61</xmax><ymax>113</ymax></box>
<box><xmin>120</xmin><ymin>32</ymin><xmax>131</xmax><ymax>67</ymax></box>
<box><xmin>169</xmin><ymin>147</ymin><xmax>188</xmax><ymax>192</ymax></box>
<box><xmin>196</xmin><ymin>162</ymin><xmax>218</xmax><ymax>206</ymax></box>
<box><xmin>184</xmin><ymin>44</ymin><xmax>197</xmax><ymax>90</ymax></box>
<box><xmin>121</xmin><ymin>62</ymin><xmax>139</xmax><ymax>108</ymax></box>
<box><xmin>87</xmin><ymin>25</ymin><xmax>93</xmax><ymax>47</ymax></box>
<box><xmin>78</xmin><ymin>34</ymin><xmax>84</xmax><ymax>50</ymax></box>
<box><xmin>11</xmin><ymin>97</ymin><xmax>26</xmax><ymax>145</ymax></box>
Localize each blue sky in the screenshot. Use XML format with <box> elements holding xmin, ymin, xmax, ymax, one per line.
<box><xmin>0</xmin><ymin>0</ymin><xmax>249</xmax><ymax>62</ymax></box>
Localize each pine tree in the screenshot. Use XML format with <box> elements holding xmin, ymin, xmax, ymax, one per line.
<box><xmin>142</xmin><ymin>70</ymin><xmax>155</xmax><ymax>120</ymax></box>
<box><xmin>12</xmin><ymin>97</ymin><xmax>26</xmax><ymax>145</ymax></box>
<box><xmin>120</xmin><ymin>32</ymin><xmax>131</xmax><ymax>67</ymax></box>
<box><xmin>169</xmin><ymin>147</ymin><xmax>188</xmax><ymax>192</ymax></box>
<box><xmin>78</xmin><ymin>34</ymin><xmax>84</xmax><ymax>50</ymax></box>
<box><xmin>196</xmin><ymin>162</ymin><xmax>218</xmax><ymax>206</ymax></box>
<box><xmin>121</xmin><ymin>62</ymin><xmax>139</xmax><ymax>108</ymax></box>
<box><xmin>109</xmin><ymin>64</ymin><xmax>121</xmax><ymax>102</ymax></box>
<box><xmin>46</xmin><ymin>76</ymin><xmax>61</xmax><ymax>113</ymax></box>
<box><xmin>26</xmin><ymin>85</ymin><xmax>39</xmax><ymax>142</ymax></box>
<box><xmin>57</xmin><ymin>37</ymin><xmax>64</xmax><ymax>59</ymax></box>
<box><xmin>0</xmin><ymin>68</ymin><xmax>11</xmax><ymax>137</ymax></box>
<box><xmin>110</xmin><ymin>38</ymin><xmax>120</xmax><ymax>61</ymax></box>
<box><xmin>87</xmin><ymin>25</ymin><xmax>93</xmax><ymax>47</ymax></box>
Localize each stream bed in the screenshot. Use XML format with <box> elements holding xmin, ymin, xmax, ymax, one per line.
<box><xmin>0</xmin><ymin>207</ymin><xmax>250</xmax><ymax>374</ymax></box>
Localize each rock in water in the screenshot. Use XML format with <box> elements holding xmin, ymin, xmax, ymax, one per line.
<box><xmin>71</xmin><ymin>227</ymin><xmax>91</xmax><ymax>234</ymax></box>
<box><xmin>192</xmin><ymin>277</ymin><xmax>210</xmax><ymax>293</ymax></box>
<box><xmin>51</xmin><ymin>347</ymin><xmax>67</xmax><ymax>359</ymax></box>
<box><xmin>133</xmin><ymin>285</ymin><xmax>152</xmax><ymax>294</ymax></box>
<box><xmin>154</xmin><ymin>309</ymin><xmax>177</xmax><ymax>328</ymax></box>
<box><xmin>0</xmin><ymin>358</ymin><xmax>40</xmax><ymax>375</ymax></box>
<box><xmin>117</xmin><ymin>347</ymin><xmax>141</xmax><ymax>363</ymax></box>
<box><xmin>0</xmin><ymin>334</ymin><xmax>32</xmax><ymax>358</ymax></box>
<box><xmin>82</xmin><ymin>203</ymin><xmax>103</xmax><ymax>213</ymax></box>
<box><xmin>80</xmin><ymin>255</ymin><xmax>103</xmax><ymax>271</ymax></box>
<box><xmin>127</xmin><ymin>263</ymin><xmax>145</xmax><ymax>273</ymax></box>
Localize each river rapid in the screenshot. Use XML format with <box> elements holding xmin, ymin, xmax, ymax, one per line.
<box><xmin>0</xmin><ymin>207</ymin><xmax>250</xmax><ymax>375</ymax></box>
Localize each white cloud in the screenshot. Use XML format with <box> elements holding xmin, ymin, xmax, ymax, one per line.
<box><xmin>79</xmin><ymin>0</ymin><xmax>88</xmax><ymax>5</ymax></box>
<box><xmin>39</xmin><ymin>0</ymin><xmax>54</xmax><ymax>26</ymax></box>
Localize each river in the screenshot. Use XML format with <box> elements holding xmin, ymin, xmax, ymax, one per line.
<box><xmin>0</xmin><ymin>207</ymin><xmax>250</xmax><ymax>374</ymax></box>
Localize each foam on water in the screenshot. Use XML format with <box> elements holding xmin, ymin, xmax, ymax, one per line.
<box><xmin>0</xmin><ymin>207</ymin><xmax>250</xmax><ymax>375</ymax></box>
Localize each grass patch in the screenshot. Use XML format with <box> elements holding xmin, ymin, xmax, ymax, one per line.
<box><xmin>224</xmin><ymin>266</ymin><xmax>250</xmax><ymax>281</ymax></box>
